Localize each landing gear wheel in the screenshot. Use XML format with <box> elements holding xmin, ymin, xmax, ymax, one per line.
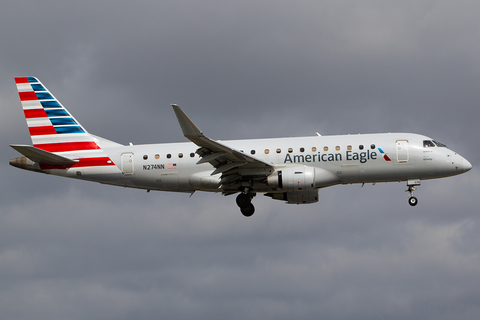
<box><xmin>240</xmin><ymin>203</ymin><xmax>255</xmax><ymax>217</ymax></box>
<box><xmin>408</xmin><ymin>196</ymin><xmax>418</xmax><ymax>206</ymax></box>
<box><xmin>236</xmin><ymin>193</ymin><xmax>251</xmax><ymax>207</ymax></box>
<box><xmin>406</xmin><ymin>182</ymin><xmax>420</xmax><ymax>207</ymax></box>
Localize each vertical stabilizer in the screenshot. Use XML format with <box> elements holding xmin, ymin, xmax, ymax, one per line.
<box><xmin>15</xmin><ymin>76</ymin><xmax>99</xmax><ymax>152</ymax></box>
<box><xmin>13</xmin><ymin>77</ymin><xmax>118</xmax><ymax>171</ymax></box>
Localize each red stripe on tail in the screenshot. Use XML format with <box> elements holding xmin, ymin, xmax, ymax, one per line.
<box><xmin>24</xmin><ymin>109</ymin><xmax>48</xmax><ymax>118</ymax></box>
<box><xmin>34</xmin><ymin>142</ymin><xmax>101</xmax><ymax>152</ymax></box>
<box><xmin>15</xmin><ymin>77</ymin><xmax>29</xmax><ymax>84</ymax></box>
<box><xmin>40</xmin><ymin>157</ymin><xmax>114</xmax><ymax>170</ymax></box>
<box><xmin>19</xmin><ymin>91</ymin><xmax>38</xmax><ymax>101</ymax></box>
<box><xmin>28</xmin><ymin>126</ymin><xmax>57</xmax><ymax>136</ymax></box>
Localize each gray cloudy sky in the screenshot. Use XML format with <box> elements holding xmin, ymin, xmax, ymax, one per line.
<box><xmin>1</xmin><ymin>1</ymin><xmax>480</xmax><ymax>319</ymax></box>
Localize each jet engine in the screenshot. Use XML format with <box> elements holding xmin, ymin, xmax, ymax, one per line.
<box><xmin>266</xmin><ymin>166</ymin><xmax>338</xmax><ymax>192</ymax></box>
<box><xmin>264</xmin><ymin>166</ymin><xmax>338</xmax><ymax>204</ymax></box>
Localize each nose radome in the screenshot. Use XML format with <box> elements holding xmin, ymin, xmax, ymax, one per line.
<box><xmin>463</xmin><ymin>158</ymin><xmax>472</xmax><ymax>172</ymax></box>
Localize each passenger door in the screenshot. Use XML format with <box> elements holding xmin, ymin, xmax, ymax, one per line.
<box><xmin>396</xmin><ymin>140</ymin><xmax>409</xmax><ymax>163</ymax></box>
<box><xmin>121</xmin><ymin>153</ymin><xmax>134</xmax><ymax>175</ymax></box>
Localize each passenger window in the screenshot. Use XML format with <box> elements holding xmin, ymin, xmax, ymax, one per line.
<box><xmin>178</xmin><ymin>153</ymin><xmax>183</xmax><ymax>158</ymax></box>
<box><xmin>359</xmin><ymin>145</ymin><xmax>364</xmax><ymax>150</ymax></box>
<box><xmin>288</xmin><ymin>148</ymin><xmax>293</xmax><ymax>153</ymax></box>
<box><xmin>276</xmin><ymin>148</ymin><xmax>281</xmax><ymax>154</ymax></box>
<box><xmin>424</xmin><ymin>140</ymin><xmax>435</xmax><ymax>148</ymax></box>
<box><xmin>265</xmin><ymin>149</ymin><xmax>269</xmax><ymax>154</ymax></box>
<box><xmin>370</xmin><ymin>144</ymin><xmax>375</xmax><ymax>149</ymax></box>
<box><xmin>190</xmin><ymin>153</ymin><xmax>195</xmax><ymax>157</ymax></box>
<box><xmin>335</xmin><ymin>146</ymin><xmax>340</xmax><ymax>151</ymax></box>
<box><xmin>312</xmin><ymin>147</ymin><xmax>317</xmax><ymax>152</ymax></box>
<box><xmin>324</xmin><ymin>146</ymin><xmax>328</xmax><ymax>151</ymax></box>
<box><xmin>300</xmin><ymin>147</ymin><xmax>305</xmax><ymax>153</ymax></box>
<box><xmin>251</xmin><ymin>150</ymin><xmax>256</xmax><ymax>155</ymax></box>
<box><xmin>143</xmin><ymin>155</ymin><xmax>148</xmax><ymax>160</ymax></box>
<box><xmin>155</xmin><ymin>154</ymin><xmax>160</xmax><ymax>159</ymax></box>
<box><xmin>167</xmin><ymin>154</ymin><xmax>171</xmax><ymax>159</ymax></box>
<box><xmin>347</xmin><ymin>145</ymin><xmax>352</xmax><ymax>151</ymax></box>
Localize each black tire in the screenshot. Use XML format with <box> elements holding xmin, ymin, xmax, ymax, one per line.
<box><xmin>236</xmin><ymin>193</ymin><xmax>251</xmax><ymax>208</ymax></box>
<box><xmin>408</xmin><ymin>197</ymin><xmax>418</xmax><ymax>206</ymax></box>
<box><xmin>240</xmin><ymin>203</ymin><xmax>255</xmax><ymax>217</ymax></box>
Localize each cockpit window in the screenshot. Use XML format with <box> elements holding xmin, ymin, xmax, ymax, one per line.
<box><xmin>433</xmin><ymin>140</ymin><xmax>448</xmax><ymax>148</ymax></box>
<box><xmin>423</xmin><ymin>140</ymin><xmax>435</xmax><ymax>148</ymax></box>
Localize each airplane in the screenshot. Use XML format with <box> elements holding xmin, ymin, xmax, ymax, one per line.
<box><xmin>10</xmin><ymin>76</ymin><xmax>472</xmax><ymax>217</ymax></box>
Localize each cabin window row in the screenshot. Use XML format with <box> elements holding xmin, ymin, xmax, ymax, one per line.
<box><xmin>142</xmin><ymin>144</ymin><xmax>377</xmax><ymax>160</ymax></box>
<box><xmin>143</xmin><ymin>152</ymin><xmax>196</xmax><ymax>160</ymax></box>
<box><xmin>259</xmin><ymin>144</ymin><xmax>375</xmax><ymax>155</ymax></box>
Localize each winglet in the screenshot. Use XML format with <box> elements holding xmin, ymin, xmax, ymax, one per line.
<box><xmin>171</xmin><ymin>104</ymin><xmax>205</xmax><ymax>139</ymax></box>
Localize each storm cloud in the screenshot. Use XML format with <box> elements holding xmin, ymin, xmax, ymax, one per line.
<box><xmin>1</xmin><ymin>1</ymin><xmax>479</xmax><ymax>319</ymax></box>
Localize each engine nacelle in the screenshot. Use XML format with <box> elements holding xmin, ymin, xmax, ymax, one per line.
<box><xmin>265</xmin><ymin>190</ymin><xmax>319</xmax><ymax>204</ymax></box>
<box><xmin>266</xmin><ymin>166</ymin><xmax>338</xmax><ymax>192</ymax></box>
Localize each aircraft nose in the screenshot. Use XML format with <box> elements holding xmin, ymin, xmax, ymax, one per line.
<box><xmin>463</xmin><ymin>157</ymin><xmax>473</xmax><ymax>172</ymax></box>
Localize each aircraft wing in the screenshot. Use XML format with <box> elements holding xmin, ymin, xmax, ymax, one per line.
<box><xmin>172</xmin><ymin>105</ymin><xmax>274</xmax><ymax>191</ymax></box>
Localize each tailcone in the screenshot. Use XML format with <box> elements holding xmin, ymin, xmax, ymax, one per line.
<box><xmin>9</xmin><ymin>156</ymin><xmax>41</xmax><ymax>172</ymax></box>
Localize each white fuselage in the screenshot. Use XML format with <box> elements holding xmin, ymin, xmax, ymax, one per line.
<box><xmin>46</xmin><ymin>132</ymin><xmax>471</xmax><ymax>193</ymax></box>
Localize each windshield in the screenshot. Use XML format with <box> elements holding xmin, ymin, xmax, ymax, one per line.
<box><xmin>423</xmin><ymin>140</ymin><xmax>435</xmax><ymax>148</ymax></box>
<box><xmin>433</xmin><ymin>140</ymin><xmax>448</xmax><ymax>148</ymax></box>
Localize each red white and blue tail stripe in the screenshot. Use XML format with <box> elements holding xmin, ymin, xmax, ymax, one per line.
<box><xmin>14</xmin><ymin>76</ymin><xmax>115</xmax><ymax>170</ymax></box>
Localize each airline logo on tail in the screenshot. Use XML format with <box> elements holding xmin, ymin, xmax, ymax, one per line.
<box><xmin>14</xmin><ymin>76</ymin><xmax>115</xmax><ymax>169</ymax></box>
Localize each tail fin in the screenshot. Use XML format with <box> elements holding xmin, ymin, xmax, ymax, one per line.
<box><xmin>14</xmin><ymin>76</ymin><xmax>101</xmax><ymax>153</ymax></box>
<box><xmin>13</xmin><ymin>77</ymin><xmax>120</xmax><ymax>172</ymax></box>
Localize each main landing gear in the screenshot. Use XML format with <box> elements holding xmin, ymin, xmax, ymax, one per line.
<box><xmin>236</xmin><ymin>192</ymin><xmax>255</xmax><ymax>217</ymax></box>
<box><xmin>406</xmin><ymin>180</ymin><xmax>421</xmax><ymax>207</ymax></box>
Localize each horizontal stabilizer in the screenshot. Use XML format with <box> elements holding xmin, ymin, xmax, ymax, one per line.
<box><xmin>10</xmin><ymin>144</ymin><xmax>78</xmax><ymax>165</ymax></box>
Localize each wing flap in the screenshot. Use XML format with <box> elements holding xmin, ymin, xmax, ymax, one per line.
<box><xmin>211</xmin><ymin>162</ymin><xmax>247</xmax><ymax>176</ymax></box>
<box><xmin>196</xmin><ymin>152</ymin><xmax>228</xmax><ymax>165</ymax></box>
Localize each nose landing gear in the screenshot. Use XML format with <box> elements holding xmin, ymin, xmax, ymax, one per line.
<box><xmin>236</xmin><ymin>192</ymin><xmax>255</xmax><ymax>217</ymax></box>
<box><xmin>408</xmin><ymin>195</ymin><xmax>418</xmax><ymax>206</ymax></box>
<box><xmin>406</xmin><ymin>180</ymin><xmax>420</xmax><ymax>206</ymax></box>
